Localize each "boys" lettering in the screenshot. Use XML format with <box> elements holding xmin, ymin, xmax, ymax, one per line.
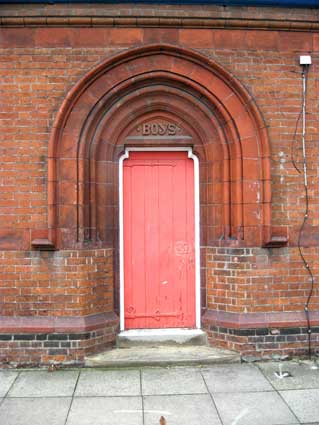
<box><xmin>137</xmin><ymin>123</ymin><xmax>181</xmax><ymax>136</ymax></box>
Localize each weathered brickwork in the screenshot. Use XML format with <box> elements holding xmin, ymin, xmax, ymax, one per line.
<box><xmin>1</xmin><ymin>3</ymin><xmax>319</xmax><ymax>363</ymax></box>
<box><xmin>0</xmin><ymin>249</ymin><xmax>116</xmax><ymax>364</ymax></box>
<box><xmin>203</xmin><ymin>247</ymin><xmax>319</xmax><ymax>355</ymax></box>
<box><xmin>204</xmin><ymin>325</ymin><xmax>319</xmax><ymax>356</ymax></box>
<box><xmin>0</xmin><ymin>249</ymin><xmax>113</xmax><ymax>317</ymax></box>
<box><xmin>205</xmin><ymin>247</ymin><xmax>319</xmax><ymax>313</ymax></box>
<box><xmin>0</xmin><ymin>319</ymin><xmax>118</xmax><ymax>366</ymax></box>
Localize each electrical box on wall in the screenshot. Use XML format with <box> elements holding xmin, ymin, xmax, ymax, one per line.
<box><xmin>299</xmin><ymin>55</ymin><xmax>312</xmax><ymax>65</ymax></box>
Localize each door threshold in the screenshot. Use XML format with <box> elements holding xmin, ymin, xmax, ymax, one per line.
<box><xmin>85</xmin><ymin>345</ymin><xmax>240</xmax><ymax>368</ymax></box>
<box><xmin>117</xmin><ymin>328</ymin><xmax>207</xmax><ymax>348</ymax></box>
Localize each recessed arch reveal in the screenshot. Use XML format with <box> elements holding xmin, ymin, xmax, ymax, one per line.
<box><xmin>47</xmin><ymin>44</ymin><xmax>272</xmax><ymax>249</ymax></box>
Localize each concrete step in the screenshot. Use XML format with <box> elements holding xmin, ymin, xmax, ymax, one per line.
<box><xmin>85</xmin><ymin>345</ymin><xmax>240</xmax><ymax>368</ymax></box>
<box><xmin>116</xmin><ymin>328</ymin><xmax>208</xmax><ymax>348</ymax></box>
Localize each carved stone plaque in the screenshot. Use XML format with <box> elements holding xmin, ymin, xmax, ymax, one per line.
<box><xmin>137</xmin><ymin>123</ymin><xmax>181</xmax><ymax>136</ymax></box>
<box><xmin>125</xmin><ymin>119</ymin><xmax>192</xmax><ymax>140</ymax></box>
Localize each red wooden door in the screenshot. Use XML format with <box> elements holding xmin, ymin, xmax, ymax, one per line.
<box><xmin>123</xmin><ymin>151</ymin><xmax>196</xmax><ymax>329</ymax></box>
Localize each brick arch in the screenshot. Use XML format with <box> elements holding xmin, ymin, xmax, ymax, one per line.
<box><xmin>47</xmin><ymin>44</ymin><xmax>271</xmax><ymax>249</ymax></box>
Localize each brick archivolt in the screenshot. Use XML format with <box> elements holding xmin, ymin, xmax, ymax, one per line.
<box><xmin>48</xmin><ymin>44</ymin><xmax>271</xmax><ymax>249</ymax></box>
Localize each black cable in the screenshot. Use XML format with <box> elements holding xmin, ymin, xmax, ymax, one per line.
<box><xmin>294</xmin><ymin>65</ymin><xmax>314</xmax><ymax>359</ymax></box>
<box><xmin>290</xmin><ymin>110</ymin><xmax>302</xmax><ymax>174</ymax></box>
<box><xmin>297</xmin><ymin>185</ymin><xmax>314</xmax><ymax>359</ymax></box>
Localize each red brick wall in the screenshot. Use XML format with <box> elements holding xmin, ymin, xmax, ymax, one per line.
<box><xmin>1</xmin><ymin>27</ymin><xmax>318</xmax><ymax>248</ymax></box>
<box><xmin>0</xmin><ymin>249</ymin><xmax>113</xmax><ymax>317</ymax></box>
<box><xmin>206</xmin><ymin>247</ymin><xmax>319</xmax><ymax>314</ymax></box>
<box><xmin>1</xmin><ymin>5</ymin><xmax>319</xmax><ymax>362</ymax></box>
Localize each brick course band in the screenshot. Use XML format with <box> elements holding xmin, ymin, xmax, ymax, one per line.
<box><xmin>0</xmin><ymin>312</ymin><xmax>119</xmax><ymax>366</ymax></box>
<box><xmin>202</xmin><ymin>310</ymin><xmax>319</xmax><ymax>329</ymax></box>
<box><xmin>1</xmin><ymin>3</ymin><xmax>319</xmax><ymax>31</ymax></box>
<box><xmin>204</xmin><ymin>324</ymin><xmax>319</xmax><ymax>356</ymax></box>
<box><xmin>0</xmin><ymin>312</ymin><xmax>118</xmax><ymax>333</ymax></box>
<box><xmin>1</xmin><ymin>16</ymin><xmax>319</xmax><ymax>31</ymax></box>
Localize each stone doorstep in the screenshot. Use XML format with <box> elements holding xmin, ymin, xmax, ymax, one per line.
<box><xmin>84</xmin><ymin>345</ymin><xmax>240</xmax><ymax>368</ymax></box>
<box><xmin>116</xmin><ymin>328</ymin><xmax>208</xmax><ymax>348</ymax></box>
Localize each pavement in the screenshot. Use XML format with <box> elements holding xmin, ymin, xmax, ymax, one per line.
<box><xmin>0</xmin><ymin>361</ymin><xmax>319</xmax><ymax>425</ymax></box>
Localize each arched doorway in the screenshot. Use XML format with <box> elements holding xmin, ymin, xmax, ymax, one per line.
<box><xmin>47</xmin><ymin>45</ymin><xmax>271</xmax><ymax>341</ymax></box>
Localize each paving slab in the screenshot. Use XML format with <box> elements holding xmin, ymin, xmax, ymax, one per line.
<box><xmin>213</xmin><ymin>391</ymin><xmax>299</xmax><ymax>425</ymax></box>
<box><xmin>280</xmin><ymin>389</ymin><xmax>319</xmax><ymax>424</ymax></box>
<box><xmin>0</xmin><ymin>370</ymin><xmax>18</xmax><ymax>397</ymax></box>
<box><xmin>66</xmin><ymin>396</ymin><xmax>143</xmax><ymax>425</ymax></box>
<box><xmin>202</xmin><ymin>363</ymin><xmax>273</xmax><ymax>393</ymax></box>
<box><xmin>75</xmin><ymin>369</ymin><xmax>141</xmax><ymax>397</ymax></box>
<box><xmin>142</xmin><ymin>366</ymin><xmax>207</xmax><ymax>395</ymax></box>
<box><xmin>144</xmin><ymin>394</ymin><xmax>222</xmax><ymax>425</ymax></box>
<box><xmin>0</xmin><ymin>397</ymin><xmax>71</xmax><ymax>425</ymax></box>
<box><xmin>258</xmin><ymin>361</ymin><xmax>319</xmax><ymax>390</ymax></box>
<box><xmin>85</xmin><ymin>345</ymin><xmax>240</xmax><ymax>367</ymax></box>
<box><xmin>8</xmin><ymin>370</ymin><xmax>79</xmax><ymax>397</ymax></box>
